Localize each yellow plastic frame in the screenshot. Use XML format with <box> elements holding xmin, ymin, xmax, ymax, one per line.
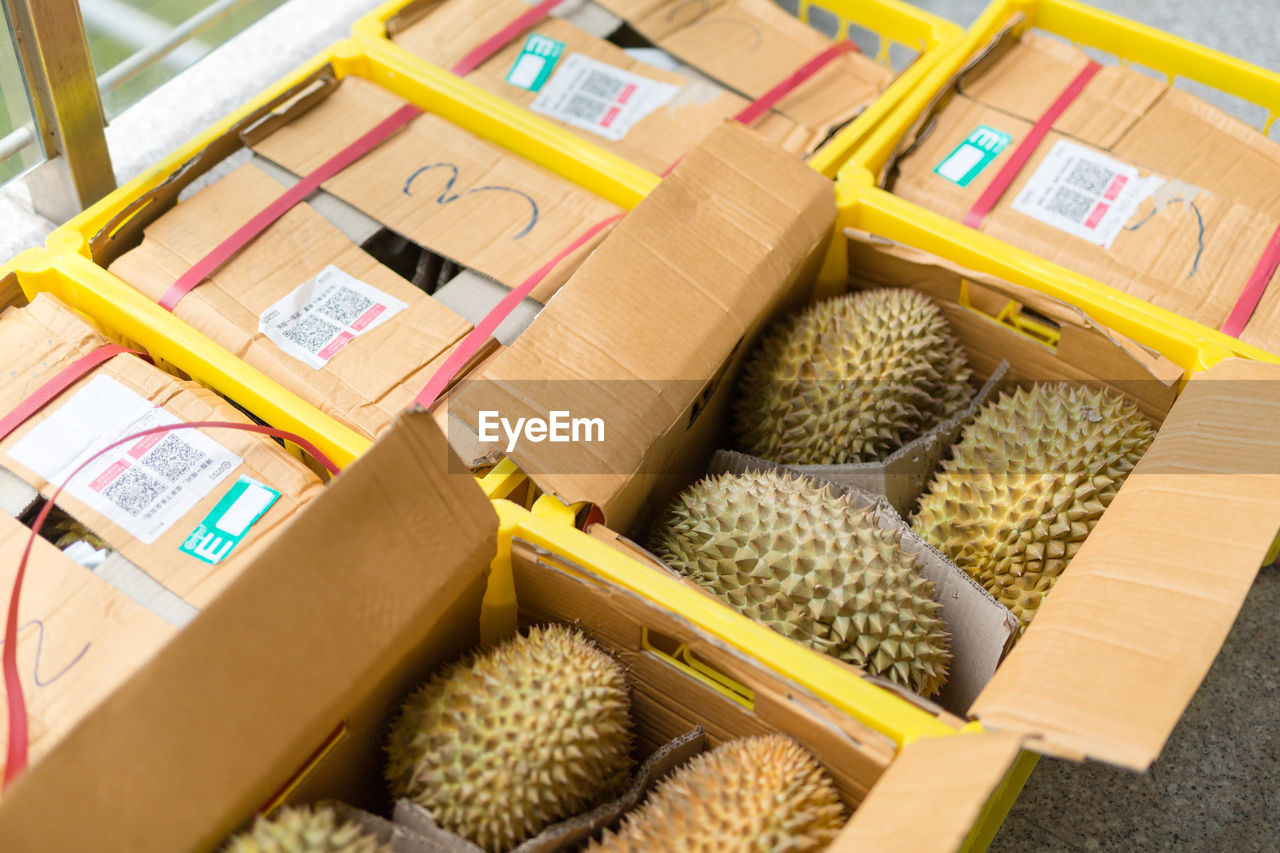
<box><xmin>352</xmin><ymin>0</ymin><xmax>964</xmax><ymax>182</ymax></box>
<box><xmin>833</xmin><ymin>0</ymin><xmax>1280</xmax><ymax>374</ymax></box>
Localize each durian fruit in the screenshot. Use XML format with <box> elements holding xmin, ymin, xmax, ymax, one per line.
<box><xmin>223</xmin><ymin>805</ymin><xmax>390</xmax><ymax>853</ymax></box>
<box><xmin>587</xmin><ymin>735</ymin><xmax>846</xmax><ymax>853</ymax></box>
<box><xmin>385</xmin><ymin>624</ymin><xmax>632</xmax><ymax>852</ymax></box>
<box><xmin>734</xmin><ymin>288</ymin><xmax>972</xmax><ymax>465</ymax></box>
<box><xmin>913</xmin><ymin>382</ymin><xmax>1155</xmax><ymax>632</ymax></box>
<box><xmin>45</xmin><ymin>510</ymin><xmax>108</xmax><ymax>552</ymax></box>
<box><xmin>652</xmin><ymin>469</ymin><xmax>951</xmax><ymax>697</ymax></box>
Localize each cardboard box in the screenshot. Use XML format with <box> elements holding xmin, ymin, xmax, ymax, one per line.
<box><xmin>0</xmin><ymin>410</ymin><xmax>928</xmax><ymax>851</ymax></box>
<box><xmin>0</xmin><ymin>294</ymin><xmax>324</xmax><ymax>613</ymax></box>
<box><xmin>387</xmin><ymin>0</ymin><xmax>890</xmax><ymax>174</ymax></box>
<box><xmin>98</xmin><ymin>72</ymin><xmax>621</xmax><ymax>443</ymax></box>
<box><xmin>881</xmin><ymin>24</ymin><xmax>1280</xmax><ymax>353</ymax></box>
<box><xmin>445</xmin><ymin>121</ymin><xmax>1280</xmax><ymax>778</ymax></box>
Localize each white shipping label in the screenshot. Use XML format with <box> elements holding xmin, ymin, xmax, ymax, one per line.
<box><xmin>260</xmin><ymin>265</ymin><xmax>408</xmax><ymax>369</ymax></box>
<box><xmin>7</xmin><ymin>375</ymin><xmax>242</xmax><ymax>545</ymax></box>
<box><xmin>1011</xmin><ymin>139</ymin><xmax>1164</xmax><ymax>249</ymax></box>
<box><xmin>530</xmin><ymin>53</ymin><xmax>679</xmax><ymax>142</ymax></box>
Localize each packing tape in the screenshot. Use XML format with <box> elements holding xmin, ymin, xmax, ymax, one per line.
<box><xmin>0</xmin><ymin>344</ymin><xmax>141</xmax><ymax>442</ymax></box>
<box><xmin>733</xmin><ymin>39</ymin><xmax>860</xmax><ymax>128</ymax></box>
<box><xmin>451</xmin><ymin>0</ymin><xmax>563</xmax><ymax>77</ymax></box>
<box><xmin>1221</xmin><ymin>222</ymin><xmax>1280</xmax><ymax>338</ymax></box>
<box><xmin>963</xmin><ymin>60</ymin><xmax>1102</xmax><ymax>230</ymax></box>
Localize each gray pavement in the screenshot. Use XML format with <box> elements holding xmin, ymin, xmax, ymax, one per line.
<box><xmin>908</xmin><ymin>3</ymin><xmax>1280</xmax><ymax>851</ymax></box>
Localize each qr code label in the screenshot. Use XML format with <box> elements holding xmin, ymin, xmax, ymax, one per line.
<box><xmin>1011</xmin><ymin>139</ymin><xmax>1163</xmax><ymax>248</ymax></box>
<box><xmin>141</xmin><ymin>434</ymin><xmax>208</xmax><ymax>482</ymax></box>
<box><xmin>6</xmin><ymin>374</ymin><xmax>243</xmax><ymax>545</ymax></box>
<box><xmin>530</xmin><ymin>53</ymin><xmax>678</xmax><ymax>142</ymax></box>
<box><xmin>260</xmin><ymin>266</ymin><xmax>408</xmax><ymax>369</ymax></box>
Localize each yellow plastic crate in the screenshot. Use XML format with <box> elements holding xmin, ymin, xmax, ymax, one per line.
<box><xmin>352</xmin><ymin>0</ymin><xmax>963</xmax><ymax>183</ymax></box>
<box><xmin>491</xmin><ymin>496</ymin><xmax>1036</xmax><ymax>852</ymax></box>
<box><xmin>833</xmin><ymin>0</ymin><xmax>1280</xmax><ymax>374</ymax></box>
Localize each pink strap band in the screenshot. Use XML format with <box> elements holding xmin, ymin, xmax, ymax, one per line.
<box><xmin>0</xmin><ymin>344</ymin><xmax>137</xmax><ymax>442</ymax></box>
<box><xmin>413</xmin><ymin>214</ymin><xmax>624</xmax><ymax>409</ymax></box>
<box><xmin>1221</xmin><ymin>223</ymin><xmax>1280</xmax><ymax>338</ymax></box>
<box><xmin>452</xmin><ymin>0</ymin><xmax>562</xmax><ymax>76</ymax></box>
<box><xmin>964</xmin><ymin>60</ymin><xmax>1102</xmax><ymax>229</ymax></box>
<box><xmin>158</xmin><ymin>103</ymin><xmax>422</xmax><ymax>311</ymax></box>
<box><xmin>734</xmin><ymin>40</ymin><xmax>858</xmax><ymax>127</ymax></box>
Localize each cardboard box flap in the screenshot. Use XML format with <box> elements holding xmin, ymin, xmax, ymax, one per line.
<box><xmin>830</xmin><ymin>731</ymin><xmax>1025</xmax><ymax>853</ymax></box>
<box><xmin>0</xmin><ymin>412</ymin><xmax>496</xmax><ymax>851</ymax></box>
<box><xmin>972</xmin><ymin>358</ymin><xmax>1280</xmax><ymax>770</ymax></box>
<box><xmin>448</xmin><ymin>121</ymin><xmax>835</xmax><ymax>521</ymax></box>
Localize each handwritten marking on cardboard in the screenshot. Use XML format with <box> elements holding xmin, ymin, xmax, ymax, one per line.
<box><xmin>1011</xmin><ymin>139</ymin><xmax>1163</xmax><ymax>249</ymax></box>
<box><xmin>259</xmin><ymin>265</ymin><xmax>408</xmax><ymax>369</ymax></box>
<box><xmin>402</xmin><ymin>162</ymin><xmax>539</xmax><ymax>239</ymax></box>
<box><xmin>7</xmin><ymin>376</ymin><xmax>242</xmax><ymax>545</ymax></box>
<box><xmin>0</xmin><ymin>619</ymin><xmax>89</xmax><ymax>688</ymax></box>
<box><xmin>530</xmin><ymin>53</ymin><xmax>679</xmax><ymax>142</ymax></box>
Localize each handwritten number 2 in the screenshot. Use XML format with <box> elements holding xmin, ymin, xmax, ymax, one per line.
<box><xmin>0</xmin><ymin>619</ymin><xmax>90</xmax><ymax>689</ymax></box>
<box><xmin>403</xmin><ymin>163</ymin><xmax>540</xmax><ymax>240</ymax></box>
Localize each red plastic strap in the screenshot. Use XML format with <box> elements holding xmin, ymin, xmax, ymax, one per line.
<box><xmin>733</xmin><ymin>40</ymin><xmax>858</xmax><ymax>127</ymax></box>
<box><xmin>158</xmin><ymin>104</ymin><xmax>422</xmax><ymax>311</ymax></box>
<box><xmin>3</xmin><ymin>419</ymin><xmax>340</xmax><ymax>787</ymax></box>
<box><xmin>963</xmin><ymin>60</ymin><xmax>1102</xmax><ymax>230</ymax></box>
<box><xmin>0</xmin><ymin>344</ymin><xmax>138</xmax><ymax>443</ymax></box>
<box><xmin>1221</xmin><ymin>222</ymin><xmax>1280</xmax><ymax>338</ymax></box>
<box><xmin>412</xmin><ymin>214</ymin><xmax>623</xmax><ymax>409</ymax></box>
<box><xmin>452</xmin><ymin>0</ymin><xmax>562</xmax><ymax>77</ymax></box>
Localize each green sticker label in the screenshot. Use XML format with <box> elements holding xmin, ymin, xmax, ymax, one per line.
<box><xmin>934</xmin><ymin>125</ymin><xmax>1012</xmax><ymax>187</ymax></box>
<box><xmin>179</xmin><ymin>475</ymin><xmax>280</xmax><ymax>565</ymax></box>
<box><xmin>506</xmin><ymin>34</ymin><xmax>564</xmax><ymax>92</ymax></box>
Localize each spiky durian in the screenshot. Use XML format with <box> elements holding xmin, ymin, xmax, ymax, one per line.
<box><xmin>913</xmin><ymin>383</ymin><xmax>1155</xmax><ymax>631</ymax></box>
<box><xmin>223</xmin><ymin>805</ymin><xmax>389</xmax><ymax>853</ymax></box>
<box><xmin>652</xmin><ymin>469</ymin><xmax>951</xmax><ymax>697</ymax></box>
<box><xmin>734</xmin><ymin>288</ymin><xmax>972</xmax><ymax>465</ymax></box>
<box><xmin>587</xmin><ymin>736</ymin><xmax>846</xmax><ymax>853</ymax></box>
<box><xmin>385</xmin><ymin>624</ymin><xmax>633</xmax><ymax>852</ymax></box>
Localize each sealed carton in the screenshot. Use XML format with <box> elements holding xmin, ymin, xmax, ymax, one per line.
<box><xmin>384</xmin><ymin>0</ymin><xmax>891</xmax><ymax>173</ymax></box>
<box><xmin>446</xmin><ymin>121</ymin><xmax>1280</xmax><ymax>780</ymax></box>
<box><xmin>880</xmin><ymin>22</ymin><xmax>1280</xmax><ymax>353</ymax></box>
<box><xmin>0</xmin><ymin>294</ymin><xmax>324</xmax><ymax>613</ymax></box>
<box><xmin>95</xmin><ymin>69</ymin><xmax>621</xmax><ymax>443</ymax></box>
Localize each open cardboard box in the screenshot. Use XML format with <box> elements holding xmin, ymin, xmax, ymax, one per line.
<box><xmin>0</xmin><ymin>410</ymin><xmax>1027</xmax><ymax>852</ymax></box>
<box><xmin>382</xmin><ymin>0</ymin><xmax>891</xmax><ymax>174</ymax></box>
<box><xmin>446</xmin><ymin>120</ymin><xmax>1280</xmax><ymax>779</ymax></box>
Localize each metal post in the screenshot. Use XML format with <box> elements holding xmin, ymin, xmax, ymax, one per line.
<box><xmin>4</xmin><ymin>0</ymin><xmax>115</xmax><ymax>222</ymax></box>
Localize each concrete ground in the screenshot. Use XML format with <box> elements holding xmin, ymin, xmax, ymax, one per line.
<box><xmin>908</xmin><ymin>2</ymin><xmax>1280</xmax><ymax>850</ymax></box>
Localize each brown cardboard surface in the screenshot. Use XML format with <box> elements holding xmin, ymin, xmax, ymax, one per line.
<box><xmin>250</xmin><ymin>77</ymin><xmax>623</xmax><ymax>296</ymax></box>
<box><xmin>108</xmin><ymin>161</ymin><xmax>473</xmax><ymax>441</ymax></box>
<box><xmin>393</xmin><ymin>0</ymin><xmax>787</xmax><ymax>174</ymax></box>
<box><xmin>0</xmin><ymin>295</ymin><xmax>324</xmax><ymax>609</ymax></box>
<box><xmin>597</xmin><ymin>0</ymin><xmax>892</xmax><ymax>142</ymax></box>
<box><xmin>830</xmin><ymin>731</ymin><xmax>1024</xmax><ymax>853</ymax></box>
<box><xmin>448</xmin><ymin>121</ymin><xmax>835</xmax><ymax>526</ymax></box>
<box><xmin>0</xmin><ymin>410</ymin><xmax>497</xmax><ymax>851</ymax></box>
<box><xmin>0</xmin><ymin>515</ymin><xmax>175</xmax><ymax>782</ymax></box>
<box><xmin>887</xmin><ymin>27</ymin><xmax>1280</xmax><ymax>353</ymax></box>
<box><xmin>971</xmin><ymin>357</ymin><xmax>1280</xmax><ymax>770</ymax></box>
<box><xmin>710</xmin><ymin>450</ymin><xmax>1019</xmax><ymax>714</ymax></box>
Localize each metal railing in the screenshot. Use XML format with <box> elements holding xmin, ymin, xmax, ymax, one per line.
<box><xmin>0</xmin><ymin>0</ymin><xmax>280</xmax><ymax>223</ymax></box>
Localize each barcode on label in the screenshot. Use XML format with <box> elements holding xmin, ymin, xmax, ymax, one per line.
<box><xmin>317</xmin><ymin>286</ymin><xmax>373</xmax><ymax>326</ymax></box>
<box><xmin>1046</xmin><ymin>186</ymin><xmax>1095</xmax><ymax>223</ymax></box>
<box><xmin>565</xmin><ymin>92</ymin><xmax>608</xmax><ymax>122</ymax></box>
<box><xmin>103</xmin><ymin>467</ymin><xmax>167</xmax><ymax>516</ymax></box>
<box><xmin>530</xmin><ymin>53</ymin><xmax>678</xmax><ymax>142</ymax></box>
<box><xmin>283</xmin><ymin>313</ymin><xmax>343</xmax><ymax>355</ymax></box>
<box><xmin>580</xmin><ymin>70</ymin><xmax>624</xmax><ymax>100</ymax></box>
<box><xmin>1064</xmin><ymin>159</ymin><xmax>1117</xmax><ymax>196</ymax></box>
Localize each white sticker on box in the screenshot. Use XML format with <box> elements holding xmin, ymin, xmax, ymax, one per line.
<box><xmin>530</xmin><ymin>53</ymin><xmax>679</xmax><ymax>142</ymax></box>
<box><xmin>1011</xmin><ymin>139</ymin><xmax>1163</xmax><ymax>249</ymax></box>
<box><xmin>7</xmin><ymin>375</ymin><xmax>242</xmax><ymax>545</ymax></box>
<box><xmin>260</xmin><ymin>265</ymin><xmax>408</xmax><ymax>369</ymax></box>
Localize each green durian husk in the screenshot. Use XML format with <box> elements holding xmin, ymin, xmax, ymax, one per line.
<box><xmin>223</xmin><ymin>805</ymin><xmax>390</xmax><ymax>853</ymax></box>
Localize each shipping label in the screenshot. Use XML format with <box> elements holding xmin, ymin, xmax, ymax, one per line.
<box><xmin>934</xmin><ymin>124</ymin><xmax>1012</xmax><ymax>187</ymax></box>
<box><xmin>7</xmin><ymin>375</ymin><xmax>242</xmax><ymax>545</ymax></box>
<box><xmin>529</xmin><ymin>53</ymin><xmax>679</xmax><ymax>142</ymax></box>
<box><xmin>506</xmin><ymin>34</ymin><xmax>564</xmax><ymax>92</ymax></box>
